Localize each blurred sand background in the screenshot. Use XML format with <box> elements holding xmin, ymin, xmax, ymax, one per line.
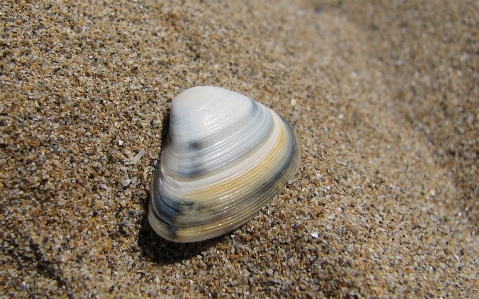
<box><xmin>1</xmin><ymin>0</ymin><xmax>478</xmax><ymax>297</ymax></box>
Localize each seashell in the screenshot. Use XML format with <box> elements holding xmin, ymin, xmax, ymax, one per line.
<box><xmin>149</xmin><ymin>86</ymin><xmax>301</xmax><ymax>242</ymax></box>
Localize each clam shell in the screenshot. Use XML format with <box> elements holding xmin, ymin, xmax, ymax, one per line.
<box><xmin>149</xmin><ymin>86</ymin><xmax>301</xmax><ymax>242</ymax></box>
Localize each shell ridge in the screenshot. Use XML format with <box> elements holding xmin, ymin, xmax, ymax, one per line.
<box><xmin>149</xmin><ymin>86</ymin><xmax>301</xmax><ymax>242</ymax></box>
<box><xmin>165</xmin><ymin>99</ymin><xmax>273</xmax><ymax>178</ymax></box>
<box><xmin>155</xmin><ymin>112</ymin><xmax>300</xmax><ymax>227</ymax></box>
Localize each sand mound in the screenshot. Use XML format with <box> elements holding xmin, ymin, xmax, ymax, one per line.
<box><xmin>1</xmin><ymin>0</ymin><xmax>477</xmax><ymax>297</ymax></box>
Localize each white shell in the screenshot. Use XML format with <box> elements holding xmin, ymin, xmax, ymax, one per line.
<box><xmin>149</xmin><ymin>86</ymin><xmax>301</xmax><ymax>242</ymax></box>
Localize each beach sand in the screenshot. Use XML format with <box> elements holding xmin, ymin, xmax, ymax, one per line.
<box><xmin>1</xmin><ymin>0</ymin><xmax>478</xmax><ymax>297</ymax></box>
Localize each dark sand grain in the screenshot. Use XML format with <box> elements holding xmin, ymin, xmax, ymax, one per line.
<box><xmin>1</xmin><ymin>0</ymin><xmax>478</xmax><ymax>297</ymax></box>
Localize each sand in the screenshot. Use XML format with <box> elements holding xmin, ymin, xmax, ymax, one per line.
<box><xmin>1</xmin><ymin>0</ymin><xmax>478</xmax><ymax>297</ymax></box>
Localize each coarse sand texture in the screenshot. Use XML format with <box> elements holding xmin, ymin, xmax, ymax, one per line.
<box><xmin>1</xmin><ymin>0</ymin><xmax>478</xmax><ymax>297</ymax></box>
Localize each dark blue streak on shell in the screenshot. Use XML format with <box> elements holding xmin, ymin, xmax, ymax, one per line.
<box><xmin>185</xmin><ymin>141</ymin><xmax>205</xmax><ymax>178</ymax></box>
<box><xmin>151</xmin><ymin>207</ymin><xmax>180</xmax><ymax>239</ymax></box>
<box><xmin>249</xmin><ymin>115</ymin><xmax>299</xmax><ymax>199</ymax></box>
<box><xmin>154</xmin><ymin>190</ymin><xmax>196</xmax><ymax>224</ymax></box>
<box><xmin>151</xmin><ymin>162</ymin><xmax>195</xmax><ymax>228</ymax></box>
